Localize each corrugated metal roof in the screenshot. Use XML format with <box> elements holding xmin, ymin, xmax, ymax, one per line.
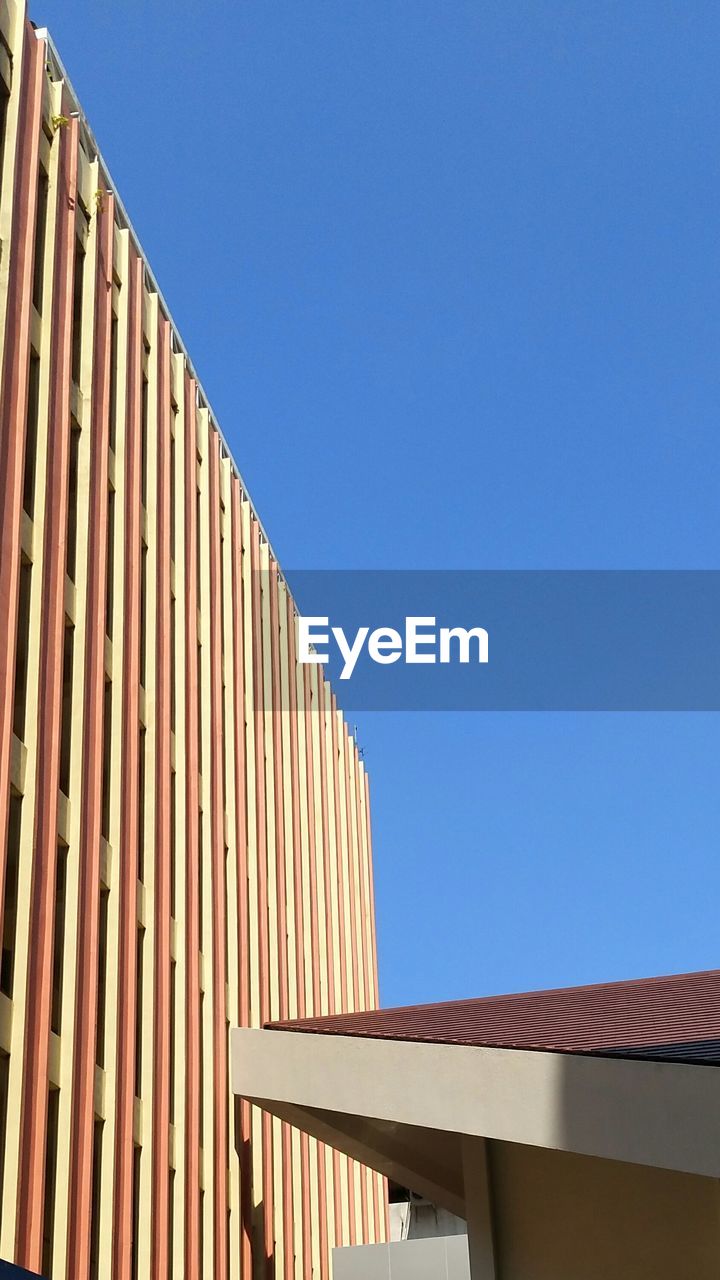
<box><xmin>266</xmin><ymin>969</ymin><xmax>720</xmax><ymax>1065</ymax></box>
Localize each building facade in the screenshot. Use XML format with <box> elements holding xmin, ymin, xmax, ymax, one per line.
<box><xmin>0</xmin><ymin>4</ymin><xmax>386</xmax><ymax>1277</ymax></box>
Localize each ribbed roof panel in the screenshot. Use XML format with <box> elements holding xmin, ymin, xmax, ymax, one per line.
<box><xmin>267</xmin><ymin>969</ymin><xmax>720</xmax><ymax>1064</ymax></box>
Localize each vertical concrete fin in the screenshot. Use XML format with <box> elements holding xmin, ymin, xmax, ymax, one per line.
<box><xmin>461</xmin><ymin>1136</ymin><xmax>498</xmax><ymax>1280</ymax></box>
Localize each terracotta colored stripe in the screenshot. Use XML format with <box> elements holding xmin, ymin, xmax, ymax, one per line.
<box><xmin>332</xmin><ymin>1149</ymin><xmax>343</xmax><ymax>1249</ymax></box>
<box><xmin>317</xmin><ymin>1150</ymin><xmax>331</xmax><ymax>1280</ymax></box>
<box><xmin>315</xmin><ymin>677</ymin><xmax>344</xmax><ymax>1247</ymax></box>
<box><xmin>299</xmin><ymin>1136</ymin><xmax>312</xmax><ymax>1277</ymax></box>
<box><xmin>207</xmin><ymin>430</ymin><xmax>228</xmax><ymax>1280</ymax></box>
<box><xmin>111</xmin><ymin>250</ymin><xmax>144</xmax><ymax>1280</ymax></box>
<box><xmin>249</xmin><ymin>522</ymin><xmax>268</xmax><ymax>1017</ymax></box>
<box><xmin>285</xmin><ymin>606</ymin><xmax>307</xmax><ymax>1018</ymax></box>
<box><xmin>268</xmin><ymin>563</ymin><xmax>289</xmax><ymax>1021</ymax></box>
<box><xmin>150</xmin><ymin>316</ymin><xmax>172</xmax><ymax>1280</ymax></box>
<box><xmin>183</xmin><ymin>373</ymin><xmax>201</xmax><ymax>1280</ymax></box>
<box><xmin>352</xmin><ymin>748</ymin><xmax>370</xmax><ymax>1013</ymax></box>
<box><xmin>316</xmin><ymin>675</ymin><xmax>335</xmax><ymax>1015</ymax></box>
<box><xmin>348</xmin><ymin>737</ymin><xmax>372</xmax><ymax>1244</ymax></box>
<box><xmin>364</xmin><ymin>771</ymin><xmax>380</xmax><ymax>1009</ymax></box>
<box><xmin>230</xmin><ymin>482</ymin><xmax>249</xmax><ymax>1028</ymax></box>
<box><xmin>16</xmin><ymin>108</ymin><xmax>79</xmax><ymax>1274</ymax></box>
<box><xmin>347</xmin><ymin>1160</ymin><xmax>358</xmax><ymax>1248</ymax></box>
<box><xmin>329</xmin><ymin>696</ymin><xmax>348</xmax><ymax>1012</ymax></box>
<box><xmin>358</xmin><ymin>1153</ymin><xmax>369</xmax><ymax>1243</ymax></box>
<box><xmin>230</xmin><ymin>479</ymin><xmax>253</xmax><ymax>1277</ymax></box>
<box><xmin>329</xmin><ymin>694</ymin><xmax>356</xmax><ymax>1246</ymax></box>
<box><xmin>302</xmin><ymin>666</ymin><xmax>330</xmax><ymax>1280</ymax></box>
<box><xmin>367</xmin><ymin>764</ymin><xmax>387</xmax><ymax>1251</ymax></box>
<box><xmin>336</xmin><ymin>713</ymin><xmax>358</xmax><ymax>1247</ymax></box>
<box><xmin>66</xmin><ymin>188</ymin><xmax>115</xmax><ymax>1280</ymax></box>
<box><xmin>302</xmin><ymin>665</ymin><xmax>321</xmax><ymax>1014</ymax></box>
<box><xmin>284</xmin><ymin>603</ymin><xmax>313</xmax><ymax>1276</ymax></box>
<box><xmin>363</xmin><ymin>759</ymin><xmax>386</xmax><ymax>1238</ymax></box>
<box><xmin>268</xmin><ymin>563</ymin><xmax>294</xmax><ymax>1279</ymax></box>
<box><xmin>0</xmin><ymin>26</ymin><xmax>43</xmax><ymax>974</ymax></box>
<box><xmin>249</xmin><ymin>519</ymin><xmax>275</xmax><ymax>1273</ymax></box>
<box><xmin>284</xmin><ymin>604</ymin><xmax>307</xmax><ymax>1014</ymax></box>
<box><xmin>348</xmin><ymin>728</ymin><xmax>369</xmax><ymax>1243</ymax></box>
<box><xmin>354</xmin><ymin>741</ymin><xmax>373</xmax><ymax>1241</ymax></box>
<box><xmin>342</xmin><ymin>725</ymin><xmax>360</xmax><ymax>1014</ymax></box>
<box><xmin>371</xmin><ymin>1173</ymin><xmax>382</xmax><ymax>1246</ymax></box>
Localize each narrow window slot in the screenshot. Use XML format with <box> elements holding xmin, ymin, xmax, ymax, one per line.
<box><xmin>0</xmin><ymin>792</ymin><xmax>22</xmax><ymax>997</ymax></box>
<box><xmin>59</xmin><ymin>624</ymin><xmax>74</xmax><ymax>797</ymax></box>
<box><xmin>71</xmin><ymin>241</ymin><xmax>86</xmax><ymax>386</ymax></box>
<box><xmin>23</xmin><ymin>353</ymin><xmax>40</xmax><ymax>516</ymax></box>
<box><xmin>12</xmin><ymin>557</ymin><xmax>32</xmax><ymax>742</ymax></box>
<box><xmin>32</xmin><ymin>168</ymin><xmax>49</xmax><ymax>313</ymax></box>
<box><xmin>51</xmin><ymin>843</ymin><xmax>68</xmax><ymax>1035</ymax></box>
<box><xmin>66</xmin><ymin>424</ymin><xmax>81</xmax><ymax>582</ymax></box>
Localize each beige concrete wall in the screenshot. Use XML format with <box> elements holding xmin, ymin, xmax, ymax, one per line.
<box><xmin>465</xmin><ymin>1136</ymin><xmax>720</xmax><ymax>1280</ymax></box>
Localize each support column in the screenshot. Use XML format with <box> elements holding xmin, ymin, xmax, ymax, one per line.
<box><xmin>461</xmin><ymin>1135</ymin><xmax>498</xmax><ymax>1280</ymax></box>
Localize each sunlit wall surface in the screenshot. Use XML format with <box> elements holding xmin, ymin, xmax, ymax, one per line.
<box><xmin>0</xmin><ymin>5</ymin><xmax>386</xmax><ymax>1276</ymax></box>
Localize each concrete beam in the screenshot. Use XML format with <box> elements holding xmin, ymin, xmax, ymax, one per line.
<box><xmin>246</xmin><ymin>1095</ymin><xmax>466</xmax><ymax>1218</ymax></box>
<box><xmin>232</xmin><ymin>1027</ymin><xmax>720</xmax><ymax>1179</ymax></box>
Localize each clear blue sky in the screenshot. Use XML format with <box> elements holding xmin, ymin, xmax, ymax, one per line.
<box><xmin>35</xmin><ymin>0</ymin><xmax>720</xmax><ymax>1006</ymax></box>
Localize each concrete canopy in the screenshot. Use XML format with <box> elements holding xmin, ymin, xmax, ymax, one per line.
<box><xmin>231</xmin><ymin>1026</ymin><xmax>720</xmax><ymax>1278</ymax></box>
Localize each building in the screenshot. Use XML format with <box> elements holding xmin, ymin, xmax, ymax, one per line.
<box><xmin>334</xmin><ymin>1230</ymin><xmax>470</xmax><ymax>1280</ymax></box>
<box><xmin>332</xmin><ymin>1182</ymin><xmax>470</xmax><ymax>1278</ymax></box>
<box><xmin>0</xmin><ymin>3</ymin><xmax>387</xmax><ymax>1277</ymax></box>
<box><xmin>234</xmin><ymin>968</ymin><xmax>720</xmax><ymax>1279</ymax></box>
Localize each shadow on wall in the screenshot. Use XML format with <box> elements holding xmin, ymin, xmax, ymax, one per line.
<box><xmin>482</xmin><ymin>1052</ymin><xmax>720</xmax><ymax>1280</ymax></box>
<box><xmin>233</xmin><ymin>1097</ymin><xmax>276</xmax><ymax>1279</ymax></box>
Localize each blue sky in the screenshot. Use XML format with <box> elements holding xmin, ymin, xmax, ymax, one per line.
<box><xmin>35</xmin><ymin>0</ymin><xmax>720</xmax><ymax>1005</ymax></box>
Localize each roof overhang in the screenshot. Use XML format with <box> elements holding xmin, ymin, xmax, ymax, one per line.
<box><xmin>232</xmin><ymin>1026</ymin><xmax>720</xmax><ymax>1215</ymax></box>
